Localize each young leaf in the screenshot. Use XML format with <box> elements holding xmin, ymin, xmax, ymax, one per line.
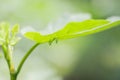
<box><xmin>11</xmin><ymin>24</ymin><xmax>19</xmax><ymax>36</ymax></box>
<box><xmin>24</xmin><ymin>19</ymin><xmax>120</xmax><ymax>44</ymax></box>
<box><xmin>0</xmin><ymin>22</ymin><xmax>10</xmax><ymax>44</ymax></box>
<box><xmin>0</xmin><ymin>22</ymin><xmax>20</xmax><ymax>46</ymax></box>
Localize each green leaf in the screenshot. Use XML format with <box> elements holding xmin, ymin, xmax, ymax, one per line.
<box><xmin>0</xmin><ymin>22</ymin><xmax>20</xmax><ymax>46</ymax></box>
<box><xmin>0</xmin><ymin>22</ymin><xmax>10</xmax><ymax>32</ymax></box>
<box><xmin>0</xmin><ymin>22</ymin><xmax>10</xmax><ymax>44</ymax></box>
<box><xmin>24</xmin><ymin>19</ymin><xmax>120</xmax><ymax>44</ymax></box>
<box><xmin>11</xmin><ymin>24</ymin><xmax>19</xmax><ymax>36</ymax></box>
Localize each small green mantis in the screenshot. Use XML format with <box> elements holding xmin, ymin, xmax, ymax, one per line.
<box><xmin>0</xmin><ymin>16</ymin><xmax>120</xmax><ymax>80</ymax></box>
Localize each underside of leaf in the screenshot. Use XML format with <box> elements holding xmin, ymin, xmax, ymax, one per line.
<box><xmin>24</xmin><ymin>19</ymin><xmax>120</xmax><ymax>44</ymax></box>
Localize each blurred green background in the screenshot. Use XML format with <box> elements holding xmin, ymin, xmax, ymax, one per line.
<box><xmin>0</xmin><ymin>0</ymin><xmax>120</xmax><ymax>80</ymax></box>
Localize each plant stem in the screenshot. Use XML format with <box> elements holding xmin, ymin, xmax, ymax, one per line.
<box><xmin>16</xmin><ymin>43</ymin><xmax>40</xmax><ymax>76</ymax></box>
<box><xmin>2</xmin><ymin>45</ymin><xmax>16</xmax><ymax>80</ymax></box>
<box><xmin>2</xmin><ymin>43</ymin><xmax>40</xmax><ymax>80</ymax></box>
<box><xmin>10</xmin><ymin>73</ymin><xmax>17</xmax><ymax>80</ymax></box>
